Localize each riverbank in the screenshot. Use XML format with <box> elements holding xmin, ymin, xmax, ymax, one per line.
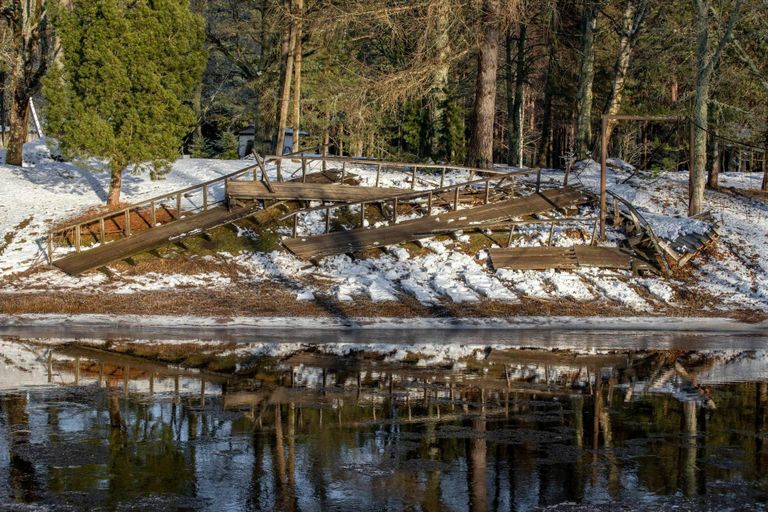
<box><xmin>2</xmin><ymin>142</ymin><xmax>768</xmax><ymax>319</ymax></box>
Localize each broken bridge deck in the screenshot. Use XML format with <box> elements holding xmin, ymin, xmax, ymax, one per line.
<box><xmin>227</xmin><ymin>180</ymin><xmax>405</xmax><ymax>203</ymax></box>
<box><xmin>488</xmin><ymin>245</ymin><xmax>648</xmax><ymax>271</ymax></box>
<box><xmin>282</xmin><ymin>186</ymin><xmax>590</xmax><ymax>260</ymax></box>
<box><xmin>53</xmin><ymin>203</ymin><xmax>280</xmax><ymax>276</ymax></box>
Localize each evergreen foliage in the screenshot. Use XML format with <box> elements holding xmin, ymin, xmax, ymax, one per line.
<box><xmin>43</xmin><ymin>0</ymin><xmax>207</xmax><ymax>204</ymax></box>
<box><xmin>215</xmin><ymin>131</ymin><xmax>239</xmax><ymax>160</ymax></box>
<box><xmin>188</xmin><ymin>132</ymin><xmax>210</xmax><ymax>158</ymax></box>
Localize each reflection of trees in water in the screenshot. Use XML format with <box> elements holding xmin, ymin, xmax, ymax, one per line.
<box><xmin>3</xmin><ymin>346</ymin><xmax>768</xmax><ymax>509</ymax></box>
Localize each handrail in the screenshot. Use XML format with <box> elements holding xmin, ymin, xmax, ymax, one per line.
<box><xmin>261</xmin><ymin>154</ymin><xmax>513</xmax><ymax>177</ymax></box>
<box><xmin>49</xmin><ymin>162</ymin><xmax>260</xmax><ymax>237</ymax></box>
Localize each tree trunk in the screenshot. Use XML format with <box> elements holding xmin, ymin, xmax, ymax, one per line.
<box><xmin>575</xmin><ymin>1</ymin><xmax>599</xmax><ymax>160</ymax></box>
<box><xmin>274</xmin><ymin>0</ymin><xmax>296</xmax><ymax>159</ymax></box>
<box><xmin>706</xmin><ymin>104</ymin><xmax>720</xmax><ymax>189</ymax></box>
<box><xmin>507</xmin><ymin>23</ymin><xmax>526</xmax><ymax>167</ymax></box>
<box><xmin>291</xmin><ymin>0</ymin><xmax>303</xmax><ymax>153</ymax></box>
<box><xmin>604</xmin><ymin>0</ymin><xmax>646</xmax><ymax>141</ymax></box>
<box><xmin>690</xmin><ymin>0</ymin><xmax>743</xmax><ymax>216</ymax></box>
<box><xmin>467</xmin><ymin>0</ymin><xmax>500</xmax><ymax>169</ymax></box>
<box><xmin>5</xmin><ymin>95</ymin><xmax>28</xmax><ymax>166</ymax></box>
<box><xmin>536</xmin><ymin>14</ymin><xmax>557</xmax><ymax>168</ymax></box>
<box><xmin>763</xmin><ymin>119</ymin><xmax>768</xmax><ymax>192</ymax></box>
<box><xmin>107</xmin><ymin>163</ymin><xmax>124</xmax><ymax>207</ymax></box>
<box><xmin>0</xmin><ymin>71</ymin><xmax>6</xmax><ymax>147</ymax></box>
<box><xmin>431</xmin><ymin>0</ymin><xmax>451</xmax><ymax>158</ymax></box>
<box><xmin>2</xmin><ymin>0</ymin><xmax>52</xmax><ymax>167</ymax></box>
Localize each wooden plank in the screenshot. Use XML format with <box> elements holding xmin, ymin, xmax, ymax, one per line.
<box><xmin>227</xmin><ymin>181</ymin><xmax>404</xmax><ymax>203</ymax></box>
<box><xmin>573</xmin><ymin>246</ymin><xmax>634</xmax><ymax>269</ymax></box>
<box><xmin>489</xmin><ymin>245</ymin><xmax>635</xmax><ymax>271</ymax></box>
<box><xmin>283</xmin><ymin>187</ymin><xmax>590</xmax><ymax>260</ymax></box>
<box><xmin>53</xmin><ymin>203</ymin><xmax>281</xmax><ymax>276</ymax></box>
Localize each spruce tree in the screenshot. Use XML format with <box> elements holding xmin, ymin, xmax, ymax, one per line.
<box><xmin>44</xmin><ymin>0</ymin><xmax>207</xmax><ymax>206</ymax></box>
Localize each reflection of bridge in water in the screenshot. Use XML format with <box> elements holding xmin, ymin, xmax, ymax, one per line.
<box><xmin>1</xmin><ymin>341</ymin><xmax>768</xmax><ymax>510</ymax></box>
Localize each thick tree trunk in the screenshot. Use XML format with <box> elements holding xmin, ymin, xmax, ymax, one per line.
<box><xmin>536</xmin><ymin>16</ymin><xmax>557</xmax><ymax>168</ymax></box>
<box><xmin>0</xmin><ymin>71</ymin><xmax>6</xmax><ymax>147</ymax></box>
<box><xmin>690</xmin><ymin>0</ymin><xmax>743</xmax><ymax>216</ymax></box>
<box><xmin>467</xmin><ymin>0</ymin><xmax>500</xmax><ymax>169</ymax></box>
<box><xmin>431</xmin><ymin>0</ymin><xmax>451</xmax><ymax>158</ymax></box>
<box><xmin>5</xmin><ymin>95</ymin><xmax>28</xmax><ymax>166</ymax></box>
<box><xmin>274</xmin><ymin>0</ymin><xmax>295</xmax><ymax>159</ymax></box>
<box><xmin>507</xmin><ymin>23</ymin><xmax>526</xmax><ymax>167</ymax></box>
<box><xmin>291</xmin><ymin>0</ymin><xmax>303</xmax><ymax>153</ymax></box>
<box><xmin>575</xmin><ymin>1</ymin><xmax>598</xmax><ymax>159</ymax></box>
<box><xmin>107</xmin><ymin>164</ymin><xmax>124</xmax><ymax>207</ymax></box>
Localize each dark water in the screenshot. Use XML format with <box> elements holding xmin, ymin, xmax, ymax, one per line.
<box><xmin>1</xmin><ymin>338</ymin><xmax>768</xmax><ymax>511</ymax></box>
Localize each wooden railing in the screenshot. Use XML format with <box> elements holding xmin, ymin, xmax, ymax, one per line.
<box><xmin>260</xmin><ymin>153</ymin><xmax>521</xmax><ymax>189</ymax></box>
<box><xmin>47</xmin><ymin>163</ymin><xmax>260</xmax><ymax>262</ymax></box>
<box><xmin>45</xmin><ymin>153</ymin><xmax>540</xmax><ymax>262</ymax></box>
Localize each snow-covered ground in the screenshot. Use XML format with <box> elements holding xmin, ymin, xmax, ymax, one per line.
<box><xmin>1</xmin><ymin>140</ymin><xmax>767</xmax><ymax>315</ymax></box>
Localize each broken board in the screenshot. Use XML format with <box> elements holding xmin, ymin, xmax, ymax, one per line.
<box><xmin>489</xmin><ymin>246</ymin><xmax>640</xmax><ymax>271</ymax></box>
<box><xmin>283</xmin><ymin>186</ymin><xmax>590</xmax><ymax>260</ymax></box>
<box><xmin>227</xmin><ymin>180</ymin><xmax>404</xmax><ymax>203</ymax></box>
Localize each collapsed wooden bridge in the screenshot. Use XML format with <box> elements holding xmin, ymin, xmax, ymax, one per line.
<box><xmin>47</xmin><ymin>155</ymin><xmax>530</xmax><ymax>275</ymax></box>
<box><xmin>45</xmin><ymin>153</ymin><xmax>707</xmax><ymax>277</ymax></box>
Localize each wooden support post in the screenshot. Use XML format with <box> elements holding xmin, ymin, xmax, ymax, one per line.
<box><xmin>360</xmin><ymin>202</ymin><xmax>366</xmax><ymax>227</ymax></box>
<box><xmin>507</xmin><ymin>226</ymin><xmax>515</xmax><ymax>247</ymax></box>
<box><xmin>322</xmin><ymin>156</ymin><xmax>327</xmax><ymax>173</ymax></box>
<box><xmin>150</xmin><ymin>201</ymin><xmax>156</xmax><ymax>227</ymax></box>
<box><xmin>99</xmin><ymin>218</ymin><xmax>105</xmax><ymax>244</ymax></box>
<box><xmin>411</xmin><ymin>167</ymin><xmax>417</xmax><ymax>190</ymax></box>
<box><xmin>124</xmin><ymin>210</ymin><xmax>131</xmax><ymax>237</ymax></box>
<box><xmin>484</xmin><ymin>179</ymin><xmax>491</xmax><ymax>204</ymax></box>
<box><xmin>427</xmin><ymin>191</ymin><xmax>433</xmax><ymax>215</ymax></box>
<box><xmin>392</xmin><ymin>198</ymin><xmax>398</xmax><ymax>223</ymax></box>
<box><xmin>341</xmin><ymin>162</ymin><xmax>346</xmax><ymax>183</ymax></box>
<box><xmin>325</xmin><ymin>207</ymin><xmax>331</xmax><ymax>233</ymax></box>
<box><xmin>375</xmin><ymin>164</ymin><xmax>381</xmax><ymax>187</ymax></box>
<box><xmin>47</xmin><ymin>234</ymin><xmax>53</xmax><ymax>263</ymax></box>
<box><xmin>536</xmin><ymin>168</ymin><xmax>542</xmax><ymax>193</ymax></box>
<box><xmin>203</xmin><ymin>185</ymin><xmax>208</xmax><ymax>211</ymax></box>
<box><xmin>547</xmin><ymin>222</ymin><xmax>555</xmax><ymax>246</ymax></box>
<box><xmin>176</xmin><ymin>192</ymin><xmax>182</xmax><ymax>219</ymax></box>
<box><xmin>75</xmin><ymin>225</ymin><xmax>81</xmax><ymax>252</ymax></box>
<box><xmin>613</xmin><ymin>197</ymin><xmax>620</xmax><ymax>227</ymax></box>
<box><xmin>292</xmin><ymin>214</ymin><xmax>298</xmax><ymax>237</ymax></box>
<box><xmin>453</xmin><ymin>187</ymin><xmax>459</xmax><ymax>211</ymax></box>
<box><xmin>440</xmin><ymin>167</ymin><xmax>446</xmax><ymax>188</ymax></box>
<box><xmin>599</xmin><ymin>115</ymin><xmax>608</xmax><ymax>241</ymax></box>
<box><xmin>74</xmin><ymin>356</ymin><xmax>80</xmax><ymax>385</ymax></box>
<box><xmin>302</xmin><ymin>157</ymin><xmax>307</xmax><ymax>183</ymax></box>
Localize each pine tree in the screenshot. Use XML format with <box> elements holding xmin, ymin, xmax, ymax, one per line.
<box><xmin>188</xmin><ymin>131</ymin><xmax>210</xmax><ymax>158</ymax></box>
<box><xmin>215</xmin><ymin>131</ymin><xmax>239</xmax><ymax>160</ymax></box>
<box><xmin>44</xmin><ymin>0</ymin><xmax>207</xmax><ymax>207</ymax></box>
